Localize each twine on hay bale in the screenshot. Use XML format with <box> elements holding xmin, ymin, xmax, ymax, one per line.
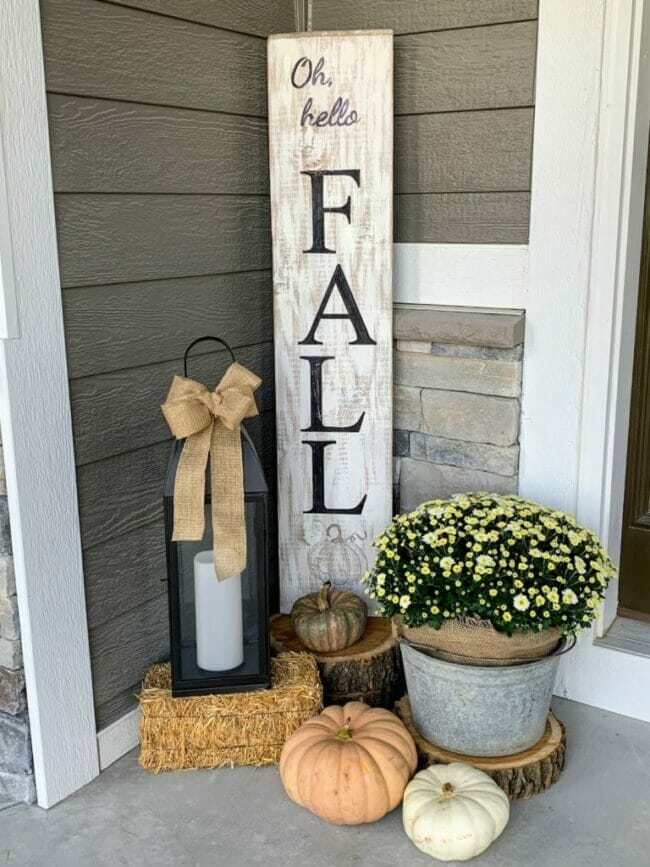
<box><xmin>139</xmin><ymin>652</ymin><xmax>322</xmax><ymax>773</ymax></box>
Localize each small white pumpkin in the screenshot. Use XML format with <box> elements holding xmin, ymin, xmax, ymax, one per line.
<box><xmin>402</xmin><ymin>763</ymin><xmax>510</xmax><ymax>862</ymax></box>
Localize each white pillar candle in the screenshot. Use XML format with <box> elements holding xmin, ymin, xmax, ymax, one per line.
<box><xmin>193</xmin><ymin>550</ymin><xmax>244</xmax><ymax>672</ymax></box>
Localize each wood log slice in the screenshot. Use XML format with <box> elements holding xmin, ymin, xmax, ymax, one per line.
<box><xmin>397</xmin><ymin>696</ymin><xmax>566</xmax><ymax>800</ymax></box>
<box><xmin>270</xmin><ymin>614</ymin><xmax>404</xmax><ymax>709</ymax></box>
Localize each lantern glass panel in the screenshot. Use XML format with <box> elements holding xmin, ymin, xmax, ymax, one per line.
<box><xmin>164</xmin><ymin>431</ymin><xmax>270</xmax><ymax>696</ymax></box>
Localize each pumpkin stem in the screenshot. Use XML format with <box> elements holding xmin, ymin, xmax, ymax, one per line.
<box><xmin>317</xmin><ymin>581</ymin><xmax>332</xmax><ymax>611</ymax></box>
<box><xmin>326</xmin><ymin>524</ymin><xmax>343</xmax><ymax>541</ymax></box>
<box><xmin>335</xmin><ymin>717</ymin><xmax>354</xmax><ymax>741</ymax></box>
<box><xmin>441</xmin><ymin>782</ymin><xmax>455</xmax><ymax>799</ymax></box>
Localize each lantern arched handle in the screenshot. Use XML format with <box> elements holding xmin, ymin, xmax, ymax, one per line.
<box><xmin>183</xmin><ymin>336</ymin><xmax>236</xmax><ymax>378</ymax></box>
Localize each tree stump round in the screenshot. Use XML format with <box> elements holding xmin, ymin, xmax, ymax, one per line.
<box><xmin>270</xmin><ymin>614</ymin><xmax>404</xmax><ymax>709</ymax></box>
<box><xmin>397</xmin><ymin>696</ymin><xmax>566</xmax><ymax>800</ymax></box>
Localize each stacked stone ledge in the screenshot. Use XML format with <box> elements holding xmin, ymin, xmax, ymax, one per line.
<box><xmin>393</xmin><ymin>307</ymin><xmax>524</xmax><ymax>512</ymax></box>
<box><xmin>0</xmin><ymin>440</ymin><xmax>35</xmax><ymax>804</ymax></box>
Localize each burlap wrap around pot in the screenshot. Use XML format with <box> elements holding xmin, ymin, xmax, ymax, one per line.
<box><xmin>394</xmin><ymin>617</ymin><xmax>561</xmax><ymax>666</ymax></box>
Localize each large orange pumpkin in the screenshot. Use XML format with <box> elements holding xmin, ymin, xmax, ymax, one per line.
<box><xmin>279</xmin><ymin>702</ymin><xmax>417</xmax><ymax>825</ymax></box>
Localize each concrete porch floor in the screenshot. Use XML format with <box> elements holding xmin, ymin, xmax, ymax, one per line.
<box><xmin>1</xmin><ymin>697</ymin><xmax>649</xmax><ymax>866</ymax></box>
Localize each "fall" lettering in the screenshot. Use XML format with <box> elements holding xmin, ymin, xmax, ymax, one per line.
<box><xmin>299</xmin><ymin>170</ymin><xmax>371</xmax><ymax>515</ymax></box>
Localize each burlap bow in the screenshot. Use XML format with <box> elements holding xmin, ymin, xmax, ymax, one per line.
<box><xmin>161</xmin><ymin>363</ymin><xmax>261</xmax><ymax>580</ymax></box>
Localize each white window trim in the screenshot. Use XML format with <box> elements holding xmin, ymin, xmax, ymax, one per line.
<box><xmin>394</xmin><ymin>242</ymin><xmax>528</xmax><ymax>311</ymax></box>
<box><xmin>0</xmin><ymin>0</ymin><xmax>648</xmax><ymax>807</ymax></box>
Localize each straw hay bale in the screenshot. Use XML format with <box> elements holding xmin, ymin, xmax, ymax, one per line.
<box><xmin>139</xmin><ymin>652</ymin><xmax>322</xmax><ymax>772</ymax></box>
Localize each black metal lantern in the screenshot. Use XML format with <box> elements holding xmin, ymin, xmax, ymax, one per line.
<box><xmin>163</xmin><ymin>337</ymin><xmax>270</xmax><ymax>697</ymax></box>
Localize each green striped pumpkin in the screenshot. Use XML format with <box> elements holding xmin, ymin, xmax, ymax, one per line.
<box><xmin>291</xmin><ymin>581</ymin><xmax>368</xmax><ymax>653</ymax></box>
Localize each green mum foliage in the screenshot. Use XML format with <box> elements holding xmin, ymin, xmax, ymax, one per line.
<box><xmin>362</xmin><ymin>493</ymin><xmax>616</xmax><ymax>635</ymax></box>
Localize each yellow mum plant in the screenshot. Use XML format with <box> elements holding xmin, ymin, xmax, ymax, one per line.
<box><xmin>362</xmin><ymin>493</ymin><xmax>616</xmax><ymax>635</ymax></box>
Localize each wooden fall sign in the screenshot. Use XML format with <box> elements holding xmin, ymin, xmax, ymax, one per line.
<box><xmin>268</xmin><ymin>31</ymin><xmax>393</xmax><ymax>610</ymax></box>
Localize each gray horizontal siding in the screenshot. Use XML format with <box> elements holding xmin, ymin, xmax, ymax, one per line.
<box><xmin>54</xmin><ymin>194</ymin><xmax>271</xmax><ymax>287</ymax></box>
<box><xmin>89</xmin><ymin>594</ymin><xmax>169</xmax><ymax>729</ymax></box>
<box><xmin>48</xmin><ymin>94</ymin><xmax>269</xmax><ymax>194</ymax></box>
<box><xmin>312</xmin><ymin>0</ymin><xmax>537</xmax><ymax>243</ymax></box>
<box><xmin>395</xmin><ymin>22</ymin><xmax>536</xmax><ymax>115</ymax></box>
<box><xmin>41</xmin><ymin>0</ymin><xmax>286</xmax><ymax>728</ymax></box>
<box><xmin>396</xmin><ymin>109</ymin><xmax>533</xmax><ymax>194</ymax></box>
<box><xmin>49</xmin><ymin>98</ymin><xmax>532</xmax><ymax>200</ymax></box>
<box><xmin>312</xmin><ymin>0</ymin><xmax>537</xmax><ymax>34</ymax></box>
<box><xmin>77</xmin><ymin>441</ymin><xmax>171</xmax><ymax>550</ymax></box>
<box><xmin>76</xmin><ymin>412</ymin><xmax>275</xmax><ymax>550</ymax></box>
<box><xmin>62</xmin><ymin>271</ymin><xmax>272</xmax><ymax>378</ymax></box>
<box><xmin>396</xmin><ymin>192</ymin><xmax>530</xmax><ymax>244</ymax></box>
<box><xmin>106</xmin><ymin>0</ymin><xmax>295</xmax><ymax>36</ymax></box>
<box><xmin>84</xmin><ymin>521</ymin><xmax>166</xmax><ymax>631</ymax></box>
<box><xmin>69</xmin><ymin>344</ymin><xmax>275</xmax><ymax>465</ymax></box>
<box><xmin>41</xmin><ymin>0</ymin><xmax>267</xmax><ymax>115</ymax></box>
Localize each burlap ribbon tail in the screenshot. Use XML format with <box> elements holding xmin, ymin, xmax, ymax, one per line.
<box><xmin>161</xmin><ymin>363</ymin><xmax>261</xmax><ymax>580</ymax></box>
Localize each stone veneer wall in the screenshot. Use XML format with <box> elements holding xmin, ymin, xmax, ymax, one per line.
<box><xmin>393</xmin><ymin>308</ymin><xmax>525</xmax><ymax>512</ymax></box>
<box><xmin>0</xmin><ymin>435</ymin><xmax>35</xmax><ymax>804</ymax></box>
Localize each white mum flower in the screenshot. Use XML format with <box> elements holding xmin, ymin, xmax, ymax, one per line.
<box><xmin>476</xmin><ymin>555</ymin><xmax>496</xmax><ymax>569</ymax></box>
<box><xmin>440</xmin><ymin>556</ymin><xmax>454</xmax><ymax>571</ymax></box>
<box><xmin>574</xmin><ymin>556</ymin><xmax>586</xmax><ymax>575</ymax></box>
<box><xmin>399</xmin><ymin>594</ymin><xmax>412</xmax><ymax>609</ymax></box>
<box><xmin>513</xmin><ymin>594</ymin><xmax>530</xmax><ymax>612</ymax></box>
<box><xmin>562</xmin><ymin>589</ymin><xmax>578</xmax><ymax>605</ymax></box>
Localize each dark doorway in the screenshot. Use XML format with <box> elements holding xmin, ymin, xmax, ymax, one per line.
<box><xmin>619</xmin><ymin>137</ymin><xmax>650</xmax><ymax>619</ymax></box>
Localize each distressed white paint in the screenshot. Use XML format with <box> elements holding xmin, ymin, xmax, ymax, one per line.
<box><xmin>97</xmin><ymin>707</ymin><xmax>141</xmax><ymax>771</ymax></box>
<box><xmin>269</xmin><ymin>31</ymin><xmax>393</xmax><ymax>610</ymax></box>
<box><xmin>0</xmin><ymin>0</ymin><xmax>99</xmax><ymax>806</ymax></box>
<box><xmin>394</xmin><ymin>243</ymin><xmax>528</xmax><ymax>310</ymax></box>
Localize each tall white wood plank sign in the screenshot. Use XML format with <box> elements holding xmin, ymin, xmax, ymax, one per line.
<box><xmin>268</xmin><ymin>31</ymin><xmax>393</xmax><ymax>611</ymax></box>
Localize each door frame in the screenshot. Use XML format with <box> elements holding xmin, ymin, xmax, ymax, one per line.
<box><xmin>575</xmin><ymin>0</ymin><xmax>650</xmax><ymax>627</ymax></box>
<box><xmin>1</xmin><ymin>0</ymin><xmax>649</xmax><ymax>808</ymax></box>
<box><xmin>556</xmin><ymin>0</ymin><xmax>650</xmax><ymax>717</ymax></box>
<box><xmin>614</xmin><ymin>141</ymin><xmax>650</xmax><ymax>616</ymax></box>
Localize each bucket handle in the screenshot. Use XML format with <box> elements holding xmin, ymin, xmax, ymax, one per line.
<box><xmin>553</xmin><ymin>633</ymin><xmax>577</xmax><ymax>656</ymax></box>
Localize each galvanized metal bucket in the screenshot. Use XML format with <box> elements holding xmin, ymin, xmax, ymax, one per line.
<box><xmin>400</xmin><ymin>636</ymin><xmax>575</xmax><ymax>757</ymax></box>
